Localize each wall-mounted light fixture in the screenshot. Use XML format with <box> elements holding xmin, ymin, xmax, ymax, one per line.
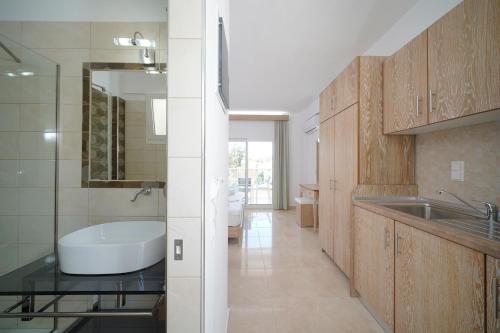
<box><xmin>113</xmin><ymin>32</ymin><xmax>156</xmax><ymax>65</ymax></box>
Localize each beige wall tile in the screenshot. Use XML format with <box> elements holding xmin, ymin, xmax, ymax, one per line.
<box><xmin>167</xmin><ymin>277</ymin><xmax>201</xmax><ymax>333</ymax></box>
<box><xmin>59</xmin><ymin>104</ymin><xmax>82</xmax><ymax>132</ymax></box>
<box><xmin>168</xmin><ymin>0</ymin><xmax>202</xmax><ymax>39</ymax></box>
<box><xmin>167</xmin><ymin>39</ymin><xmax>201</xmax><ymax>98</ymax></box>
<box><xmin>58</xmin><ymin>188</ymin><xmax>88</xmax><ymax>216</ymax></box>
<box><xmin>89</xmin><ymin>188</ymin><xmax>159</xmax><ymax>217</ymax></box>
<box><xmin>0</xmin><ymin>188</ymin><xmax>19</xmax><ymax>216</ymax></box>
<box><xmin>0</xmin><ymin>160</ymin><xmax>18</xmax><ymax>187</ymax></box>
<box><xmin>167</xmin><ymin>157</ymin><xmax>201</xmax><ymax>217</ymax></box>
<box><xmin>0</xmin><ymin>21</ymin><xmax>22</xmax><ymax>42</ymax></box>
<box><xmin>58</xmin><ymin>215</ymin><xmax>89</xmax><ymax>238</ymax></box>
<box><xmin>34</xmin><ymin>48</ymin><xmax>90</xmax><ymax>77</ymax></box>
<box><xmin>0</xmin><ymin>104</ymin><xmax>20</xmax><ymax>131</ymax></box>
<box><xmin>90</xmin><ymin>48</ymin><xmax>143</xmax><ymax>63</ymax></box>
<box><xmin>59</xmin><ymin>131</ymin><xmax>82</xmax><ymax>160</ymax></box>
<box><xmin>167</xmin><ymin>218</ymin><xmax>201</xmax><ymax>277</ymax></box>
<box><xmin>21</xmin><ymin>76</ymin><xmax>57</xmax><ymax>104</ymax></box>
<box><xmin>21</xmin><ymin>22</ymin><xmax>91</xmax><ymax>49</ymax></box>
<box><xmin>88</xmin><ymin>215</ymin><xmax>163</xmax><ymax>225</ymax></box>
<box><xmin>0</xmin><ymin>132</ymin><xmax>19</xmax><ymax>159</ymax></box>
<box><xmin>91</xmin><ymin>22</ymin><xmax>160</xmax><ymax>49</ymax></box>
<box><xmin>0</xmin><ymin>77</ymin><xmax>21</xmax><ymax>103</ymax></box>
<box><xmin>18</xmin><ymin>243</ymin><xmax>52</xmax><ymax>267</ymax></box>
<box><xmin>18</xmin><ymin>188</ymin><xmax>55</xmax><ymax>215</ymax></box>
<box><xmin>168</xmin><ymin>98</ymin><xmax>201</xmax><ymax>157</ymax></box>
<box><xmin>416</xmin><ymin>121</ymin><xmax>500</xmax><ymax>205</ymax></box>
<box><xmin>0</xmin><ymin>245</ymin><xmax>18</xmax><ymax>276</ymax></box>
<box><xmin>59</xmin><ymin>76</ymin><xmax>82</xmax><ymax>105</ymax></box>
<box><xmin>19</xmin><ymin>215</ymin><xmax>53</xmax><ymax>243</ymax></box>
<box><xmin>18</xmin><ymin>159</ymin><xmax>55</xmax><ymax>187</ymax></box>
<box><xmin>0</xmin><ymin>216</ymin><xmax>18</xmax><ymax>244</ymax></box>
<box><xmin>58</xmin><ymin>159</ymin><xmax>82</xmax><ymax>188</ymax></box>
<box><xmin>19</xmin><ymin>103</ymin><xmax>56</xmax><ymax>132</ymax></box>
<box><xmin>19</xmin><ymin>132</ymin><xmax>56</xmax><ymax>160</ymax></box>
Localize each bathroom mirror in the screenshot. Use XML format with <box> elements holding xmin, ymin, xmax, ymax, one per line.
<box><xmin>82</xmin><ymin>63</ymin><xmax>167</xmax><ymax>188</ymax></box>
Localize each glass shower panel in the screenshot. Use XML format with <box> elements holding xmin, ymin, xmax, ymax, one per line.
<box><xmin>0</xmin><ymin>33</ymin><xmax>58</xmax><ymax>332</ymax></box>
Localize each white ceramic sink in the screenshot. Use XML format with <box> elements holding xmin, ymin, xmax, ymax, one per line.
<box><xmin>58</xmin><ymin>221</ymin><xmax>165</xmax><ymax>275</ymax></box>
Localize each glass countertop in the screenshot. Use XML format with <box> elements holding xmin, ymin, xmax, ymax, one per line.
<box><xmin>0</xmin><ymin>255</ymin><xmax>165</xmax><ymax>296</ymax></box>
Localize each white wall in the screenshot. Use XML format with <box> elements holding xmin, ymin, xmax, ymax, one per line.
<box><xmin>0</xmin><ymin>0</ymin><xmax>167</xmax><ymax>21</ymax></box>
<box><xmin>229</xmin><ymin>120</ymin><xmax>274</xmax><ymax>141</ymax></box>
<box><xmin>203</xmin><ymin>0</ymin><xmax>230</xmax><ymax>332</ymax></box>
<box><xmin>289</xmin><ymin>98</ymin><xmax>319</xmax><ymax>205</ymax></box>
<box><xmin>364</xmin><ymin>0</ymin><xmax>461</xmax><ymax>55</ymax></box>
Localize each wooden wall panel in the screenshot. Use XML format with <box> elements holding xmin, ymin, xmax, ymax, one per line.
<box><xmin>359</xmin><ymin>57</ymin><xmax>415</xmax><ymax>185</ymax></box>
<box><xmin>428</xmin><ymin>0</ymin><xmax>500</xmax><ymax>123</ymax></box>
<box><xmin>383</xmin><ymin>31</ymin><xmax>428</xmax><ymax>133</ymax></box>
<box><xmin>333</xmin><ymin>57</ymin><xmax>359</xmax><ymax>115</ymax></box>
<box><xmin>486</xmin><ymin>256</ymin><xmax>500</xmax><ymax>333</ymax></box>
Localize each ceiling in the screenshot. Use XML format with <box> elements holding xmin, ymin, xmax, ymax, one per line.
<box><xmin>229</xmin><ymin>0</ymin><xmax>419</xmax><ymax>112</ymax></box>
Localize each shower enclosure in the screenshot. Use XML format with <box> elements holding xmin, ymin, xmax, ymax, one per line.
<box><xmin>0</xmin><ymin>33</ymin><xmax>58</xmax><ymax>331</ymax></box>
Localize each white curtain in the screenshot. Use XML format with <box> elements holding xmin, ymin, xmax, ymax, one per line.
<box><xmin>273</xmin><ymin>120</ymin><xmax>289</xmax><ymax>210</ymax></box>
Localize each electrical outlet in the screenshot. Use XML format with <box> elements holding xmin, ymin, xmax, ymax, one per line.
<box><xmin>450</xmin><ymin>161</ymin><xmax>464</xmax><ymax>181</ymax></box>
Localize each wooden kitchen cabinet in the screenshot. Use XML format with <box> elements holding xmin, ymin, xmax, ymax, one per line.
<box><xmin>318</xmin><ymin>116</ymin><xmax>335</xmax><ymax>258</ymax></box>
<box><xmin>383</xmin><ymin>31</ymin><xmax>428</xmax><ymax>133</ymax></box>
<box><xmin>332</xmin><ymin>57</ymin><xmax>359</xmax><ymax>115</ymax></box>
<box><xmin>487</xmin><ymin>256</ymin><xmax>500</xmax><ymax>333</ymax></box>
<box><xmin>318</xmin><ymin>57</ymin><xmax>414</xmax><ymax>277</ymax></box>
<box><xmin>394</xmin><ymin>222</ymin><xmax>485</xmax><ymax>333</ymax></box>
<box><xmin>319</xmin><ymin>81</ymin><xmax>335</xmax><ymax>123</ymax></box>
<box><xmin>428</xmin><ymin>0</ymin><xmax>500</xmax><ymax>123</ymax></box>
<box><xmin>353</xmin><ymin>207</ymin><xmax>394</xmax><ymax>332</ymax></box>
<box><xmin>332</xmin><ymin>103</ymin><xmax>358</xmax><ymax>276</ymax></box>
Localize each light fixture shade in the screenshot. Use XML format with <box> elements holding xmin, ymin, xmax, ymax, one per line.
<box><xmin>113</xmin><ymin>37</ymin><xmax>156</xmax><ymax>48</ymax></box>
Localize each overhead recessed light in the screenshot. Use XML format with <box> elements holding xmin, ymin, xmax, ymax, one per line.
<box><xmin>5</xmin><ymin>72</ymin><xmax>17</xmax><ymax>77</ymax></box>
<box><xmin>18</xmin><ymin>71</ymin><xmax>34</xmax><ymax>76</ymax></box>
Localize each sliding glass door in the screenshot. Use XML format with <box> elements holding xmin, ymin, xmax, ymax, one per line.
<box><xmin>228</xmin><ymin>139</ymin><xmax>273</xmax><ymax>206</ymax></box>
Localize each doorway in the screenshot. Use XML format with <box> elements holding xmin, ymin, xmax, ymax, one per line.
<box><xmin>228</xmin><ymin>139</ymin><xmax>273</xmax><ymax>207</ymax></box>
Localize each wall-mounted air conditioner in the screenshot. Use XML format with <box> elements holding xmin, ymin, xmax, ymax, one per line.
<box><xmin>303</xmin><ymin>112</ymin><xmax>319</xmax><ymax>134</ymax></box>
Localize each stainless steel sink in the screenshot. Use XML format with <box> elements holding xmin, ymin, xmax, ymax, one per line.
<box><xmin>378</xmin><ymin>203</ymin><xmax>481</xmax><ymax>220</ymax></box>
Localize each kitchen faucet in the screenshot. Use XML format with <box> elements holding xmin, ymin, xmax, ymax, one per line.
<box><xmin>437</xmin><ymin>189</ymin><xmax>498</xmax><ymax>223</ymax></box>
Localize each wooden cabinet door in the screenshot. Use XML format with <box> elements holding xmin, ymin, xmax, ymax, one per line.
<box><xmin>395</xmin><ymin>222</ymin><xmax>485</xmax><ymax>333</ymax></box>
<box><xmin>428</xmin><ymin>0</ymin><xmax>500</xmax><ymax>123</ymax></box>
<box><xmin>332</xmin><ymin>104</ymin><xmax>358</xmax><ymax>276</ymax></box>
<box><xmin>319</xmin><ymin>81</ymin><xmax>335</xmax><ymax>123</ymax></box>
<box><xmin>383</xmin><ymin>31</ymin><xmax>428</xmax><ymax>133</ymax></box>
<box><xmin>318</xmin><ymin>117</ymin><xmax>334</xmax><ymax>258</ymax></box>
<box><xmin>487</xmin><ymin>256</ymin><xmax>500</xmax><ymax>333</ymax></box>
<box><xmin>353</xmin><ymin>207</ymin><xmax>394</xmax><ymax>331</ymax></box>
<box><xmin>332</xmin><ymin>57</ymin><xmax>359</xmax><ymax>115</ymax></box>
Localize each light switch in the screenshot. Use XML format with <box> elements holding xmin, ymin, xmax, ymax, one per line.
<box><xmin>174</xmin><ymin>239</ymin><xmax>183</xmax><ymax>260</ymax></box>
<box><xmin>450</xmin><ymin>161</ymin><xmax>464</xmax><ymax>181</ymax></box>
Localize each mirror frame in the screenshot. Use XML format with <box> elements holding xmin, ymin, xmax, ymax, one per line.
<box><xmin>81</xmin><ymin>62</ymin><xmax>167</xmax><ymax>188</ymax></box>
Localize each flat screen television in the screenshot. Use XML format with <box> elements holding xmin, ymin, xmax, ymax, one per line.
<box><xmin>218</xmin><ymin>17</ymin><xmax>229</xmax><ymax>110</ymax></box>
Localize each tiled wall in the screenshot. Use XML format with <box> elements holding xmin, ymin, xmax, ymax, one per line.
<box><xmin>416</xmin><ymin>121</ymin><xmax>500</xmax><ymax>206</ymax></box>
<box><xmin>125</xmin><ymin>100</ymin><xmax>166</xmax><ymax>181</ymax></box>
<box><xmin>0</xmin><ymin>20</ymin><xmax>168</xmax><ymax>331</ymax></box>
<box><xmin>166</xmin><ymin>0</ymin><xmax>203</xmax><ymax>331</ymax></box>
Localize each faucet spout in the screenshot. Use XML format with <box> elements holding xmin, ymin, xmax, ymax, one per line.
<box><xmin>131</xmin><ymin>186</ymin><xmax>152</xmax><ymax>202</ymax></box>
<box><xmin>437</xmin><ymin>189</ymin><xmax>498</xmax><ymax>222</ymax></box>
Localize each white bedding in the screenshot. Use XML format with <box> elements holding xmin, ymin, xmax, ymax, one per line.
<box><xmin>228</xmin><ymin>196</ymin><xmax>243</xmax><ymax>227</ymax></box>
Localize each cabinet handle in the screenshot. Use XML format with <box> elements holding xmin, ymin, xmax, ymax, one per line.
<box><xmin>429</xmin><ymin>89</ymin><xmax>434</xmax><ymax>113</ymax></box>
<box><xmin>416</xmin><ymin>95</ymin><xmax>421</xmax><ymax>117</ymax></box>
<box><xmin>384</xmin><ymin>228</ymin><xmax>390</xmax><ymax>249</ymax></box>
<box><xmin>330</xmin><ymin>95</ymin><xmax>335</xmax><ymax>110</ymax></box>
<box><xmin>396</xmin><ymin>234</ymin><xmax>402</xmax><ymax>255</ymax></box>
<box><xmin>493</xmin><ymin>277</ymin><xmax>499</xmax><ymax>319</ymax></box>
<box><xmin>329</xmin><ymin>179</ymin><xmax>333</xmax><ymax>190</ymax></box>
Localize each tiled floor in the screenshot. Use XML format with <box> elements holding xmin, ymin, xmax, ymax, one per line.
<box><xmin>228</xmin><ymin>209</ymin><xmax>385</xmax><ymax>333</ymax></box>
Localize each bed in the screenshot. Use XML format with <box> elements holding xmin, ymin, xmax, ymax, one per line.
<box><xmin>228</xmin><ymin>192</ymin><xmax>244</xmax><ymax>240</ymax></box>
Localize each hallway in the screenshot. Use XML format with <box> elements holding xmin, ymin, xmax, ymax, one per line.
<box><xmin>228</xmin><ymin>209</ymin><xmax>384</xmax><ymax>333</ymax></box>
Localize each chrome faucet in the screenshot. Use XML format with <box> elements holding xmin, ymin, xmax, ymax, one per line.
<box><xmin>131</xmin><ymin>185</ymin><xmax>152</xmax><ymax>202</ymax></box>
<box><xmin>437</xmin><ymin>189</ymin><xmax>498</xmax><ymax>223</ymax></box>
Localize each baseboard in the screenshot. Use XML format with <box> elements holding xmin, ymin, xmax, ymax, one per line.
<box><xmin>225</xmin><ymin>308</ymin><xmax>230</xmax><ymax>333</ymax></box>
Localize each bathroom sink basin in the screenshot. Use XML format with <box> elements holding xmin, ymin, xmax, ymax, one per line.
<box><xmin>58</xmin><ymin>221</ymin><xmax>165</xmax><ymax>275</ymax></box>
<box><xmin>378</xmin><ymin>203</ymin><xmax>481</xmax><ymax>220</ymax></box>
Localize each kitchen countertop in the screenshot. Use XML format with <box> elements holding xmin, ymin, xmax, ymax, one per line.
<box><xmin>354</xmin><ymin>199</ymin><xmax>500</xmax><ymax>258</ymax></box>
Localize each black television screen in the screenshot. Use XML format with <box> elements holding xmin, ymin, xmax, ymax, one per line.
<box><xmin>218</xmin><ymin>17</ymin><xmax>229</xmax><ymax>110</ymax></box>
